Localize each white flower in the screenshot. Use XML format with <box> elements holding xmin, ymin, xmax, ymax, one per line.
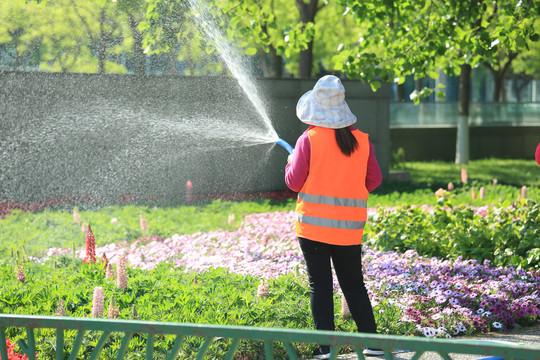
<box><xmin>477</xmin><ymin>308</ymin><xmax>485</xmax><ymax>315</ymax></box>
<box><xmin>422</xmin><ymin>327</ymin><xmax>437</xmax><ymax>338</ymax></box>
<box><xmin>493</xmin><ymin>322</ymin><xmax>503</xmax><ymax>329</ymax></box>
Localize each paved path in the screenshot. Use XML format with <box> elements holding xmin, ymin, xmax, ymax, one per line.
<box><xmin>310</xmin><ymin>325</ymin><xmax>540</xmax><ymax>360</ymax></box>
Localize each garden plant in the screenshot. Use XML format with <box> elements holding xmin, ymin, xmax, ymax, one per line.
<box><xmin>0</xmin><ymin>159</ymin><xmax>539</xmax><ymax>359</ymax></box>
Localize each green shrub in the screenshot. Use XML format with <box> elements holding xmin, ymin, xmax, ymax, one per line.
<box><xmin>365</xmin><ymin>198</ymin><xmax>540</xmax><ymax>270</ymax></box>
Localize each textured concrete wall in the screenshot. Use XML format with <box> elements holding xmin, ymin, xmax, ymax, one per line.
<box><xmin>0</xmin><ymin>71</ymin><xmax>390</xmax><ymax>201</ymax></box>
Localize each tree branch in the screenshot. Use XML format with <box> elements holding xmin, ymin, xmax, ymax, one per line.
<box><xmin>70</xmin><ymin>0</ymin><xmax>96</xmax><ymax>47</ymax></box>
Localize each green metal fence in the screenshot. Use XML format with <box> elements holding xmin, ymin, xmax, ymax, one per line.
<box><xmin>1</xmin><ymin>314</ymin><xmax>539</xmax><ymax>360</ymax></box>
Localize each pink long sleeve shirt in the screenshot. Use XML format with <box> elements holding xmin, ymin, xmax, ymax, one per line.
<box><xmin>285</xmin><ymin>126</ymin><xmax>383</xmax><ymax>193</ymax></box>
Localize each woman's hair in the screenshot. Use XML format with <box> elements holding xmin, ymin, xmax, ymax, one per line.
<box><xmin>335</xmin><ymin>127</ymin><xmax>358</xmax><ymax>156</ymax></box>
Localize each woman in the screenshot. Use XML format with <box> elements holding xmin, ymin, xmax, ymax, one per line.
<box><xmin>285</xmin><ymin>75</ymin><xmax>384</xmax><ymax>359</ymax></box>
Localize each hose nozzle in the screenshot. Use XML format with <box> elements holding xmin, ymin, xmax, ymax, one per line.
<box><xmin>276</xmin><ymin>138</ymin><xmax>294</xmax><ymax>155</ymax></box>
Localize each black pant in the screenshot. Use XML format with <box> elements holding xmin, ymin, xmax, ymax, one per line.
<box><xmin>299</xmin><ymin>237</ymin><xmax>378</xmax><ymax>334</ymax></box>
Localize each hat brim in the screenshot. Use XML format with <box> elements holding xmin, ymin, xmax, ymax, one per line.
<box><xmin>296</xmin><ymin>90</ymin><xmax>357</xmax><ymax>129</ymax></box>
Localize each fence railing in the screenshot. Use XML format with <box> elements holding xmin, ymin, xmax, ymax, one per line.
<box><xmin>1</xmin><ymin>314</ymin><xmax>539</xmax><ymax>360</ymax></box>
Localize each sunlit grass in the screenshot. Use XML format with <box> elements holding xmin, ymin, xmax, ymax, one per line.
<box><xmin>401</xmin><ymin>158</ymin><xmax>540</xmax><ymax>187</ymax></box>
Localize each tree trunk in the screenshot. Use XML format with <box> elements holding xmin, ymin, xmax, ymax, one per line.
<box><xmin>298</xmin><ymin>44</ymin><xmax>314</xmax><ymax>79</ymax></box>
<box><xmin>268</xmin><ymin>45</ymin><xmax>283</xmax><ymax>78</ymax></box>
<box><xmin>485</xmin><ymin>53</ymin><xmax>517</xmax><ymax>102</ymax></box>
<box><xmin>295</xmin><ymin>0</ymin><xmax>318</xmax><ymax>78</ymax></box>
<box><xmin>98</xmin><ymin>8</ymin><xmax>106</xmax><ymax>74</ymax></box>
<box><xmin>456</xmin><ymin>64</ymin><xmax>471</xmax><ymax>165</ymax></box>
<box><xmin>397</xmin><ymin>84</ymin><xmax>405</xmax><ymax>102</ymax></box>
<box><xmin>514</xmin><ymin>75</ymin><xmax>532</xmax><ymax>103</ymax></box>
<box><xmin>416</xmin><ymin>78</ymin><xmax>424</xmax><ymax>91</ymax></box>
<box><xmin>168</xmin><ymin>48</ymin><xmax>178</xmax><ymax>75</ymax></box>
<box><xmin>129</xmin><ymin>14</ymin><xmax>146</xmax><ymax>75</ymax></box>
<box><xmin>9</xmin><ymin>29</ymin><xmax>24</xmax><ymax>70</ymax></box>
<box><xmin>492</xmin><ymin>71</ymin><xmax>503</xmax><ymax>102</ymax></box>
<box><xmin>260</xmin><ymin>22</ymin><xmax>283</xmax><ymax>78</ymax></box>
<box><xmin>416</xmin><ymin>77</ymin><xmax>425</xmax><ymax>103</ymax></box>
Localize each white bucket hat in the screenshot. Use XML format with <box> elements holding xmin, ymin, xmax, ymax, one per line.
<box><xmin>296</xmin><ymin>75</ymin><xmax>357</xmax><ymax>129</ymax></box>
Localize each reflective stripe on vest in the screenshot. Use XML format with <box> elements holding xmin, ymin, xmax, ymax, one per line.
<box><xmin>297</xmin><ymin>192</ymin><xmax>367</xmax><ymax>208</ymax></box>
<box><xmin>296</xmin><ymin>213</ymin><xmax>366</xmax><ymax>230</ymax></box>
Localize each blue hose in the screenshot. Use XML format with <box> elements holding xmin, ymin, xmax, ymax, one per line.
<box><xmin>276</xmin><ymin>138</ymin><xmax>294</xmax><ymax>155</ymax></box>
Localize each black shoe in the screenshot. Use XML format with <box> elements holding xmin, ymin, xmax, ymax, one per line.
<box><xmin>312</xmin><ymin>346</ymin><xmax>331</xmax><ymax>359</ymax></box>
<box><xmin>363</xmin><ymin>348</ymin><xmax>385</xmax><ymax>356</ymax></box>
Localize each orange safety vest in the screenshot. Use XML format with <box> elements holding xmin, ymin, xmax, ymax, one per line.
<box><xmin>295</xmin><ymin>126</ymin><xmax>370</xmax><ymax>245</ymax></box>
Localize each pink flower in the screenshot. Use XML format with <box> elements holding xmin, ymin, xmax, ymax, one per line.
<box><xmin>92</xmin><ymin>287</ymin><xmax>104</xmax><ymax>318</ymax></box>
<box><xmin>186</xmin><ymin>180</ymin><xmax>193</xmax><ymax>204</ymax></box>
<box><xmin>471</xmin><ymin>188</ymin><xmax>477</xmax><ymax>201</ymax></box>
<box><xmin>15</xmin><ymin>264</ymin><xmax>25</xmax><ymax>282</ymax></box>
<box><xmin>72</xmin><ymin>207</ymin><xmax>81</xmax><ymax>224</ymax></box>
<box><xmin>479</xmin><ymin>187</ymin><xmax>485</xmax><ymax>199</ymax></box>
<box><xmin>461</xmin><ymin>168</ymin><xmax>468</xmax><ymax>184</ymax></box>
<box><xmin>341</xmin><ymin>293</ymin><xmax>351</xmax><ymax>319</ymax></box>
<box><xmin>139</xmin><ymin>214</ymin><xmax>148</xmax><ymax>232</ymax></box>
<box><xmin>521</xmin><ymin>186</ymin><xmax>527</xmax><ymax>199</ymax></box>
<box><xmin>106</xmin><ymin>263</ymin><xmax>115</xmax><ymax>279</ymax></box>
<box><xmin>83</xmin><ymin>224</ymin><xmax>96</xmax><ymax>264</ymax></box>
<box><xmin>447</xmin><ymin>182</ymin><xmax>454</xmax><ymax>191</ymax></box>
<box><xmin>101</xmin><ymin>253</ymin><xmax>109</xmax><ymax>270</ymax></box>
<box><xmin>55</xmin><ymin>300</ymin><xmax>66</xmax><ymax>316</ymax></box>
<box><xmin>257</xmin><ymin>280</ymin><xmax>269</xmax><ymax>298</ymax></box>
<box><xmin>117</xmin><ymin>254</ymin><xmax>128</xmax><ymax>289</ymax></box>
<box><xmin>435</xmin><ymin>188</ymin><xmax>446</xmax><ymax>198</ymax></box>
<box><xmin>107</xmin><ymin>296</ymin><xmax>119</xmax><ymax>319</ymax></box>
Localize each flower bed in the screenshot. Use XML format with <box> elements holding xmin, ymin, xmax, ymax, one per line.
<box><xmin>43</xmin><ymin>209</ymin><xmax>539</xmax><ymax>337</ymax></box>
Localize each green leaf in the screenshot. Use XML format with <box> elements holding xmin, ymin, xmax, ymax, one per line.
<box><xmin>436</xmin><ymin>90</ymin><xmax>446</xmax><ymax>100</ymax></box>
<box><xmin>245</xmin><ymin>47</ymin><xmax>258</xmax><ymax>56</ymax></box>
<box><xmin>516</xmin><ymin>36</ymin><xmax>526</xmax><ymax>48</ymax></box>
<box><xmin>427</xmin><ymin>70</ymin><xmax>439</xmax><ymax>79</ymax></box>
<box><xmin>369</xmin><ymin>81</ymin><xmax>381</xmax><ymax>92</ymax></box>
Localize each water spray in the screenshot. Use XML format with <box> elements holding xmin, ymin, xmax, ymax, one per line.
<box><xmin>275</xmin><ymin>138</ymin><xmax>294</xmax><ymax>155</ymax></box>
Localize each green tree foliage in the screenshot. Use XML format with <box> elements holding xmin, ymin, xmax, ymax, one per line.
<box><xmin>0</xmin><ymin>0</ymin><xmax>130</xmax><ymax>73</ymax></box>
<box><xmin>210</xmin><ymin>0</ymin><xmax>315</xmax><ymax>77</ymax></box>
<box><xmin>513</xmin><ymin>18</ymin><xmax>540</xmax><ymax>79</ymax></box>
<box><xmin>140</xmin><ymin>0</ymin><xmax>223</xmax><ymax>75</ymax></box>
<box><xmin>0</xmin><ymin>0</ymin><xmax>36</xmax><ymax>70</ymax></box>
<box><xmin>334</xmin><ymin>0</ymin><xmax>539</xmax><ymax>164</ymax></box>
<box><xmin>113</xmin><ymin>0</ymin><xmax>147</xmax><ymax>75</ymax></box>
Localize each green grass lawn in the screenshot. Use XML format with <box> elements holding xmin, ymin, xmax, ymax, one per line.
<box><xmin>399</xmin><ymin>158</ymin><xmax>540</xmax><ymax>187</ymax></box>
